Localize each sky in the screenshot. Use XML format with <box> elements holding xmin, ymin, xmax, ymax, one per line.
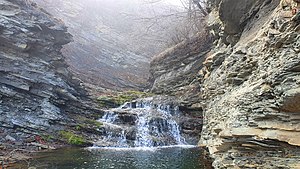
<box><xmin>164</xmin><ymin>0</ymin><xmax>183</xmax><ymax>6</ymax></box>
<box><xmin>142</xmin><ymin>0</ymin><xmax>184</xmax><ymax>7</ymax></box>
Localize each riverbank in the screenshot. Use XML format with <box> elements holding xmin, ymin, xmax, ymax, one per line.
<box><xmin>0</xmin><ymin>139</ymin><xmax>66</xmax><ymax>168</ymax></box>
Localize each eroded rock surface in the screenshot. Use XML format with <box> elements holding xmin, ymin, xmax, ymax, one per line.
<box><xmin>200</xmin><ymin>1</ymin><xmax>300</xmax><ymax>168</ymax></box>
<box><xmin>150</xmin><ymin>32</ymin><xmax>212</xmax><ymax>106</ymax></box>
<box><xmin>150</xmin><ymin>0</ymin><xmax>300</xmax><ymax>168</ymax></box>
<box><xmin>32</xmin><ymin>0</ymin><xmax>185</xmax><ymax>92</ymax></box>
<box><xmin>0</xmin><ymin>0</ymin><xmax>103</xmax><ymax>152</ymax></box>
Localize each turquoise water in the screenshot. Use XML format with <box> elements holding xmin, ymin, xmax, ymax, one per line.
<box><xmin>17</xmin><ymin>146</ymin><xmax>206</xmax><ymax>169</ymax></box>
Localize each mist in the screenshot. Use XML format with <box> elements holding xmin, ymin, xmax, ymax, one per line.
<box><xmin>33</xmin><ymin>0</ymin><xmax>197</xmax><ymax>92</ymax></box>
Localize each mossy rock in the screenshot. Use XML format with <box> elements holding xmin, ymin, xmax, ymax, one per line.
<box><xmin>71</xmin><ymin>116</ymin><xmax>104</xmax><ymax>135</ymax></box>
<box><xmin>41</xmin><ymin>134</ymin><xmax>54</xmax><ymax>142</ymax></box>
<box><xmin>75</xmin><ymin>116</ymin><xmax>103</xmax><ymax>129</ymax></box>
<box><xmin>97</xmin><ymin>90</ymin><xmax>154</xmax><ymax>108</ymax></box>
<box><xmin>59</xmin><ymin>131</ymin><xmax>87</xmax><ymax>146</ymax></box>
<box><xmin>85</xmin><ymin>119</ymin><xmax>102</xmax><ymax>127</ymax></box>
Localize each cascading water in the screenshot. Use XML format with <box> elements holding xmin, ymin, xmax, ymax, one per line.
<box><xmin>20</xmin><ymin>97</ymin><xmax>205</xmax><ymax>169</ymax></box>
<box><xmin>96</xmin><ymin>97</ymin><xmax>187</xmax><ymax>148</ymax></box>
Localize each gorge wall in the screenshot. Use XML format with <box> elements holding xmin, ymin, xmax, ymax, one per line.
<box><xmin>0</xmin><ymin>0</ymin><xmax>103</xmax><ymax>153</ymax></box>
<box><xmin>1</xmin><ymin>0</ymin><xmax>299</xmax><ymax>167</ymax></box>
<box><xmin>32</xmin><ymin>0</ymin><xmax>188</xmax><ymax>92</ymax></box>
<box><xmin>150</xmin><ymin>31</ymin><xmax>212</xmax><ymax>106</ymax></box>
<box><xmin>0</xmin><ymin>0</ymin><xmax>204</xmax><ymax>158</ymax></box>
<box><xmin>150</xmin><ymin>0</ymin><xmax>300</xmax><ymax>168</ymax></box>
<box><xmin>33</xmin><ymin>0</ymin><xmax>151</xmax><ymax>92</ymax></box>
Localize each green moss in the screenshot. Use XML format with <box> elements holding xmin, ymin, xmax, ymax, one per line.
<box><xmin>97</xmin><ymin>90</ymin><xmax>154</xmax><ymax>108</ymax></box>
<box><xmin>75</xmin><ymin>125</ymin><xmax>82</xmax><ymax>130</ymax></box>
<box><xmin>41</xmin><ymin>134</ymin><xmax>54</xmax><ymax>142</ymax></box>
<box><xmin>84</xmin><ymin>119</ymin><xmax>102</xmax><ymax>128</ymax></box>
<box><xmin>75</xmin><ymin>116</ymin><xmax>103</xmax><ymax>129</ymax></box>
<box><xmin>59</xmin><ymin>131</ymin><xmax>86</xmax><ymax>145</ymax></box>
<box><xmin>97</xmin><ymin>96</ymin><xmax>117</xmax><ymax>107</ymax></box>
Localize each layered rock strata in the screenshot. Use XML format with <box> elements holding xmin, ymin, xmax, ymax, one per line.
<box><xmin>150</xmin><ymin>31</ymin><xmax>212</xmax><ymax>106</ymax></box>
<box><xmin>0</xmin><ymin>0</ymin><xmax>102</xmax><ymax>151</ymax></box>
<box><xmin>200</xmin><ymin>2</ymin><xmax>300</xmax><ymax>167</ymax></box>
<box><xmin>150</xmin><ymin>0</ymin><xmax>300</xmax><ymax>168</ymax></box>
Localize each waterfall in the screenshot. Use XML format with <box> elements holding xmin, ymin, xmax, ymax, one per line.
<box><xmin>97</xmin><ymin>97</ymin><xmax>187</xmax><ymax>148</ymax></box>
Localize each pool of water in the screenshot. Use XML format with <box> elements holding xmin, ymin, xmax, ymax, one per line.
<box><xmin>13</xmin><ymin>146</ymin><xmax>208</xmax><ymax>169</ymax></box>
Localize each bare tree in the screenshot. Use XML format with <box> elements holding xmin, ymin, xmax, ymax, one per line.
<box><xmin>192</xmin><ymin>0</ymin><xmax>208</xmax><ymax>16</ymax></box>
<box><xmin>136</xmin><ymin>0</ymin><xmax>208</xmax><ymax>47</ymax></box>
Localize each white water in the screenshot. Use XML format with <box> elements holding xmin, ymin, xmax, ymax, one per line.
<box><xmin>97</xmin><ymin>97</ymin><xmax>188</xmax><ymax>148</ymax></box>
<box><xmin>87</xmin><ymin>145</ymin><xmax>197</xmax><ymax>152</ymax></box>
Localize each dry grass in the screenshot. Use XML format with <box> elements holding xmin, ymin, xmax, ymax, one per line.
<box><xmin>152</xmin><ymin>30</ymin><xmax>212</xmax><ymax>63</ymax></box>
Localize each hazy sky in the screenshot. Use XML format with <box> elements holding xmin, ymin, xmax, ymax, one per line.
<box><xmin>164</xmin><ymin>0</ymin><xmax>183</xmax><ymax>6</ymax></box>
<box><xmin>142</xmin><ymin>0</ymin><xmax>183</xmax><ymax>6</ymax></box>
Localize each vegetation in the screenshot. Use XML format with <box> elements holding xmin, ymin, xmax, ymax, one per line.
<box><xmin>59</xmin><ymin>131</ymin><xmax>86</xmax><ymax>146</ymax></box>
<box><xmin>97</xmin><ymin>90</ymin><xmax>154</xmax><ymax>108</ymax></box>
<box><xmin>41</xmin><ymin>134</ymin><xmax>54</xmax><ymax>142</ymax></box>
<box><xmin>75</xmin><ymin>118</ymin><xmax>103</xmax><ymax>130</ymax></box>
<box><xmin>85</xmin><ymin>119</ymin><xmax>102</xmax><ymax>127</ymax></box>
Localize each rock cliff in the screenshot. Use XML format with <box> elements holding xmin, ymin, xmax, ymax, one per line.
<box><xmin>150</xmin><ymin>0</ymin><xmax>300</xmax><ymax>168</ymax></box>
<box><xmin>33</xmin><ymin>0</ymin><xmax>151</xmax><ymax>91</ymax></box>
<box><xmin>150</xmin><ymin>31</ymin><xmax>212</xmax><ymax>106</ymax></box>
<box><xmin>32</xmin><ymin>0</ymin><xmax>190</xmax><ymax>92</ymax></box>
<box><xmin>200</xmin><ymin>0</ymin><xmax>300</xmax><ymax>168</ymax></box>
<box><xmin>0</xmin><ymin>0</ymin><xmax>102</xmax><ymax>152</ymax></box>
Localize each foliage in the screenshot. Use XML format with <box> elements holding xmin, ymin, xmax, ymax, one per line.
<box><xmin>97</xmin><ymin>90</ymin><xmax>154</xmax><ymax>108</ymax></box>
<box><xmin>59</xmin><ymin>131</ymin><xmax>86</xmax><ymax>146</ymax></box>
<box><xmin>74</xmin><ymin>117</ymin><xmax>103</xmax><ymax>132</ymax></box>
<box><xmin>84</xmin><ymin>119</ymin><xmax>102</xmax><ymax>128</ymax></box>
<box><xmin>41</xmin><ymin>134</ymin><xmax>54</xmax><ymax>142</ymax></box>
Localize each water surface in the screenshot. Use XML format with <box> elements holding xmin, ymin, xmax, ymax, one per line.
<box><xmin>15</xmin><ymin>146</ymin><xmax>206</xmax><ymax>169</ymax></box>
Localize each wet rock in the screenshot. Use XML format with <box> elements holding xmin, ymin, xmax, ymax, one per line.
<box><xmin>5</xmin><ymin>135</ymin><xmax>16</xmax><ymax>142</ymax></box>
<box><xmin>29</xmin><ymin>143</ymin><xmax>55</xmax><ymax>150</ymax></box>
<box><xmin>97</xmin><ymin>96</ymin><xmax>202</xmax><ymax>147</ymax></box>
<box><xmin>28</xmin><ymin>167</ymin><xmax>37</xmax><ymax>169</ymax></box>
<box><xmin>125</xmin><ymin>129</ymin><xmax>136</xmax><ymax>141</ymax></box>
<box><xmin>117</xmin><ymin>114</ymin><xmax>137</xmax><ymax>125</ymax></box>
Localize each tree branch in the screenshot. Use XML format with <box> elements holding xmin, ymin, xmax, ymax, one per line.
<box><xmin>192</xmin><ymin>0</ymin><xmax>208</xmax><ymax>16</ymax></box>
